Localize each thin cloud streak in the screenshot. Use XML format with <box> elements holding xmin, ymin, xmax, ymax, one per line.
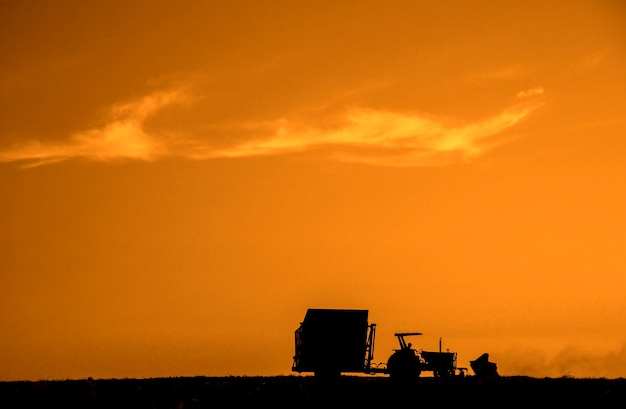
<box><xmin>516</xmin><ymin>86</ymin><xmax>544</xmax><ymax>98</ymax></box>
<box><xmin>0</xmin><ymin>90</ymin><xmax>188</xmax><ymax>168</ymax></box>
<box><xmin>200</xmin><ymin>98</ymin><xmax>542</xmax><ymax>167</ymax></box>
<box><xmin>0</xmin><ymin>87</ymin><xmax>544</xmax><ymax>168</ymax></box>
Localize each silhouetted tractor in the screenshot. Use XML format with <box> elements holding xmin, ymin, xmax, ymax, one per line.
<box><xmin>387</xmin><ymin>332</ymin><xmax>464</xmax><ymax>380</ymax></box>
<box><xmin>292</xmin><ymin>308</ymin><xmax>469</xmax><ymax>380</ymax></box>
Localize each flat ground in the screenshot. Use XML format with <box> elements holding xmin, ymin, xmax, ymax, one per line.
<box><xmin>2</xmin><ymin>375</ymin><xmax>625</xmax><ymax>408</ymax></box>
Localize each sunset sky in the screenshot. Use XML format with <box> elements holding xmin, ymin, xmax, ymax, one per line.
<box><xmin>1</xmin><ymin>0</ymin><xmax>626</xmax><ymax>381</ymax></box>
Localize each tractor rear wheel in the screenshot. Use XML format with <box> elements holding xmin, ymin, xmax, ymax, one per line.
<box><xmin>386</xmin><ymin>349</ymin><xmax>421</xmax><ymax>381</ymax></box>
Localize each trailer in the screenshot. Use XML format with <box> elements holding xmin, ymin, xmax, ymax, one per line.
<box><xmin>292</xmin><ymin>308</ymin><xmax>468</xmax><ymax>380</ymax></box>
<box><xmin>292</xmin><ymin>308</ymin><xmax>375</xmax><ymax>378</ymax></box>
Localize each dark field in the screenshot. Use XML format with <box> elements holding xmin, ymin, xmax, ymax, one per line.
<box><xmin>2</xmin><ymin>375</ymin><xmax>626</xmax><ymax>409</ymax></box>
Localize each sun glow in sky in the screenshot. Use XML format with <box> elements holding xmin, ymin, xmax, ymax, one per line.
<box><xmin>1</xmin><ymin>0</ymin><xmax>626</xmax><ymax>381</ymax></box>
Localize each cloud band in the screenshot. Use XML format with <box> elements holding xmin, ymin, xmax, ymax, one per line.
<box><xmin>0</xmin><ymin>87</ymin><xmax>543</xmax><ymax>168</ymax></box>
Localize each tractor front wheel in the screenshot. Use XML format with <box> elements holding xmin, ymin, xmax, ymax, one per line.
<box><xmin>434</xmin><ymin>369</ymin><xmax>453</xmax><ymax>379</ymax></box>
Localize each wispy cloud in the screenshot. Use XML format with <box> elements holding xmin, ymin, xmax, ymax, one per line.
<box><xmin>0</xmin><ymin>87</ymin><xmax>544</xmax><ymax>168</ymax></box>
<box><xmin>0</xmin><ymin>89</ymin><xmax>188</xmax><ymax>168</ymax></box>
<box><xmin>516</xmin><ymin>86</ymin><xmax>544</xmax><ymax>98</ymax></box>
<box><xmin>194</xmin><ymin>95</ymin><xmax>543</xmax><ymax>167</ymax></box>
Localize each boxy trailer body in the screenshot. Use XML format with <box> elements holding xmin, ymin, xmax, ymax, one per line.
<box><xmin>292</xmin><ymin>308</ymin><xmax>379</xmax><ymax>377</ymax></box>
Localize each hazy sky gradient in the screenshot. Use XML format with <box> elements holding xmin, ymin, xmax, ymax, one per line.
<box><xmin>1</xmin><ymin>0</ymin><xmax>625</xmax><ymax>380</ymax></box>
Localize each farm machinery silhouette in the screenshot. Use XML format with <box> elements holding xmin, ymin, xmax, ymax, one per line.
<box><xmin>292</xmin><ymin>309</ymin><xmax>499</xmax><ymax>380</ymax></box>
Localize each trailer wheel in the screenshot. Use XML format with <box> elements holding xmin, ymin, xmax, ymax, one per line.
<box><xmin>314</xmin><ymin>366</ymin><xmax>341</xmax><ymax>380</ymax></box>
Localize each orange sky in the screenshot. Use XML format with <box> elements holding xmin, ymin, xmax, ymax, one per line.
<box><xmin>1</xmin><ymin>0</ymin><xmax>625</xmax><ymax>381</ymax></box>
